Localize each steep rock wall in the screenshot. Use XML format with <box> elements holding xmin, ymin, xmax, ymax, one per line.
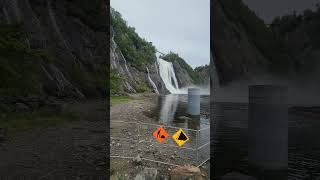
<box><xmin>0</xmin><ymin>0</ymin><xmax>108</xmax><ymax>99</ymax></box>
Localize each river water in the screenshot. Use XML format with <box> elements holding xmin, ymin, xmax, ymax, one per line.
<box><xmin>145</xmin><ymin>94</ymin><xmax>210</xmax><ymax>167</ymax></box>
<box><xmin>148</xmin><ymin>94</ymin><xmax>210</xmax><ymax>130</ymax></box>
<box><xmin>212</xmin><ymin>102</ymin><xmax>320</xmax><ymax>179</ymax></box>
<box><xmin>145</xmin><ymin>95</ymin><xmax>320</xmax><ymax>179</ymax></box>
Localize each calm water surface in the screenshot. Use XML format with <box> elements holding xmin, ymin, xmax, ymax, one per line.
<box><xmin>211</xmin><ymin>102</ymin><xmax>320</xmax><ymax>179</ymax></box>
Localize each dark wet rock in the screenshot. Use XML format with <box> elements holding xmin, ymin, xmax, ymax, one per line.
<box><xmin>178</xmin><ymin>116</ymin><xmax>192</xmax><ymax>121</ymax></box>
<box><xmin>15</xmin><ymin>103</ymin><xmax>29</xmax><ymax>112</ymax></box>
<box><xmin>133</xmin><ymin>155</ymin><xmax>142</xmax><ymax>165</ymax></box>
<box><xmin>219</xmin><ymin>172</ymin><xmax>257</xmax><ymax>180</ymax></box>
<box><xmin>0</xmin><ymin>128</ymin><xmax>7</xmax><ymax>143</ymax></box>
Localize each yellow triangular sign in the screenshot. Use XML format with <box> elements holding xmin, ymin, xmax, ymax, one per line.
<box><xmin>172</xmin><ymin>128</ymin><xmax>189</xmax><ymax>146</ymax></box>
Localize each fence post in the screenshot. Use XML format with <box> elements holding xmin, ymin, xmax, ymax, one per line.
<box><xmin>196</xmin><ymin>129</ymin><xmax>199</xmax><ymax>165</ymax></box>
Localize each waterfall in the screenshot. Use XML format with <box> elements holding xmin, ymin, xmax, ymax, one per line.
<box><xmin>157</xmin><ymin>57</ymin><xmax>181</xmax><ymax>94</ymax></box>
<box><xmin>146</xmin><ymin>67</ymin><xmax>159</xmax><ymax>94</ymax></box>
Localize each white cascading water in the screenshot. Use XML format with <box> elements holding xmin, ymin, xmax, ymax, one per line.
<box><xmin>146</xmin><ymin>67</ymin><xmax>159</xmax><ymax>94</ymax></box>
<box><xmin>157</xmin><ymin>57</ymin><xmax>181</xmax><ymax>94</ymax></box>
<box><xmin>157</xmin><ymin>56</ymin><xmax>209</xmax><ymax>95</ymax></box>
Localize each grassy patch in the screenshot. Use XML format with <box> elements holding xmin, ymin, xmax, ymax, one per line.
<box><xmin>135</xmin><ymin>81</ymin><xmax>150</xmax><ymax>93</ymax></box>
<box><xmin>0</xmin><ymin>111</ymin><xmax>80</xmax><ymax>134</ymax></box>
<box><xmin>111</xmin><ymin>96</ymin><xmax>133</xmax><ymax>105</ymax></box>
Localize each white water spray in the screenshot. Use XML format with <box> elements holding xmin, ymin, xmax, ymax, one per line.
<box><xmin>157</xmin><ymin>58</ymin><xmax>181</xmax><ymax>94</ymax></box>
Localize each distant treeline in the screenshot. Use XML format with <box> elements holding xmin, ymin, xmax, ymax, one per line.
<box><xmin>220</xmin><ymin>0</ymin><xmax>320</xmax><ymax>73</ymax></box>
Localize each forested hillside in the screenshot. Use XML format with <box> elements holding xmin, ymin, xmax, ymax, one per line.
<box><xmin>111</xmin><ymin>8</ymin><xmax>156</xmax><ymax>70</ymax></box>
<box><xmin>0</xmin><ymin>0</ymin><xmax>108</xmax><ymax>105</ymax></box>
<box><xmin>213</xmin><ymin>0</ymin><xmax>320</xmax><ymax>84</ymax></box>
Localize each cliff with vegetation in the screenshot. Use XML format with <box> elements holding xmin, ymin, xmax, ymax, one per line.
<box><xmin>0</xmin><ymin>0</ymin><xmax>108</xmax><ymax>109</ymax></box>
<box><xmin>111</xmin><ymin>8</ymin><xmax>205</xmax><ymax>95</ymax></box>
<box><xmin>110</xmin><ymin>8</ymin><xmax>167</xmax><ymax>95</ymax></box>
<box><xmin>213</xmin><ymin>0</ymin><xmax>320</xmax><ymax>85</ymax></box>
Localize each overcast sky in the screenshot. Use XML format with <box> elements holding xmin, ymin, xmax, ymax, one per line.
<box><xmin>111</xmin><ymin>0</ymin><xmax>210</xmax><ymax>68</ymax></box>
<box><xmin>243</xmin><ymin>0</ymin><xmax>319</xmax><ymax>23</ymax></box>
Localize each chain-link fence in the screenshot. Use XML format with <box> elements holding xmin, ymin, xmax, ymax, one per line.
<box><xmin>110</xmin><ymin>120</ymin><xmax>210</xmax><ymax>167</ymax></box>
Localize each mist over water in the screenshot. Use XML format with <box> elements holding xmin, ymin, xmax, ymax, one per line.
<box><xmin>212</xmin><ymin>73</ymin><xmax>320</xmax><ymax>106</ymax></box>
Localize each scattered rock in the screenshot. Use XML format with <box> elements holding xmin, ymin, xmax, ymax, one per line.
<box><xmin>15</xmin><ymin>103</ymin><xmax>29</xmax><ymax>112</ymax></box>
<box><xmin>178</xmin><ymin>116</ymin><xmax>192</xmax><ymax>121</ymax></box>
<box><xmin>170</xmin><ymin>155</ymin><xmax>175</xmax><ymax>159</ymax></box>
<box><xmin>133</xmin><ymin>155</ymin><xmax>142</xmax><ymax>165</ymax></box>
<box><xmin>134</xmin><ymin>168</ymin><xmax>158</xmax><ymax>180</ymax></box>
<box><xmin>116</xmin><ymin>143</ymin><xmax>121</xmax><ymax>147</ymax></box>
<box><xmin>130</xmin><ymin>145</ymin><xmax>135</xmax><ymax>149</ymax></box>
<box><xmin>170</xmin><ymin>165</ymin><xmax>204</xmax><ymax>180</ymax></box>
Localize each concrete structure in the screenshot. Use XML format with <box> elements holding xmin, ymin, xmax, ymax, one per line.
<box><xmin>248</xmin><ymin>85</ymin><xmax>288</xmax><ymax>173</ymax></box>
<box><xmin>188</xmin><ymin>88</ymin><xmax>200</xmax><ymax>115</ymax></box>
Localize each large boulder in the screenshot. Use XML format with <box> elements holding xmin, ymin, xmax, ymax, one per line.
<box><xmin>170</xmin><ymin>165</ymin><xmax>205</xmax><ymax>180</ymax></box>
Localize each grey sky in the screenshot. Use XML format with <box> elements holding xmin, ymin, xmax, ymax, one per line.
<box><xmin>111</xmin><ymin>0</ymin><xmax>210</xmax><ymax>68</ymax></box>
<box><xmin>243</xmin><ymin>0</ymin><xmax>319</xmax><ymax>23</ymax></box>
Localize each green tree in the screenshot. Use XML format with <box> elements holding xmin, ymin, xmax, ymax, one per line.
<box><xmin>111</xmin><ymin>8</ymin><xmax>156</xmax><ymax>70</ymax></box>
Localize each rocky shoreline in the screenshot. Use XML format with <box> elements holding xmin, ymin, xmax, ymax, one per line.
<box><xmin>110</xmin><ymin>93</ymin><xmax>210</xmax><ymax>179</ymax></box>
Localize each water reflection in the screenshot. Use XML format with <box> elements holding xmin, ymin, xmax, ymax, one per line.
<box><xmin>159</xmin><ymin>94</ymin><xmax>179</xmax><ymax>125</ymax></box>
<box><xmin>150</xmin><ymin>94</ymin><xmax>210</xmax><ymax>130</ymax></box>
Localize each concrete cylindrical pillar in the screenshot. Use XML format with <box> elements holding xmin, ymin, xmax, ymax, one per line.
<box><xmin>248</xmin><ymin>85</ymin><xmax>288</xmax><ymax>171</ymax></box>
<box><xmin>188</xmin><ymin>88</ymin><xmax>200</xmax><ymax>115</ymax></box>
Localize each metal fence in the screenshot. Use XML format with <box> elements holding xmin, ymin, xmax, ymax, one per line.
<box><xmin>110</xmin><ymin>120</ymin><xmax>210</xmax><ymax>167</ymax></box>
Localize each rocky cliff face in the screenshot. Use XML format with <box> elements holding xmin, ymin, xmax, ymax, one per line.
<box><xmin>212</xmin><ymin>0</ymin><xmax>269</xmax><ymax>85</ymax></box>
<box><xmin>110</xmin><ymin>27</ymin><xmax>167</xmax><ymax>95</ymax></box>
<box><xmin>0</xmin><ymin>0</ymin><xmax>108</xmax><ymax>100</ymax></box>
<box><xmin>171</xmin><ymin>61</ymin><xmax>195</xmax><ymax>88</ymax></box>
